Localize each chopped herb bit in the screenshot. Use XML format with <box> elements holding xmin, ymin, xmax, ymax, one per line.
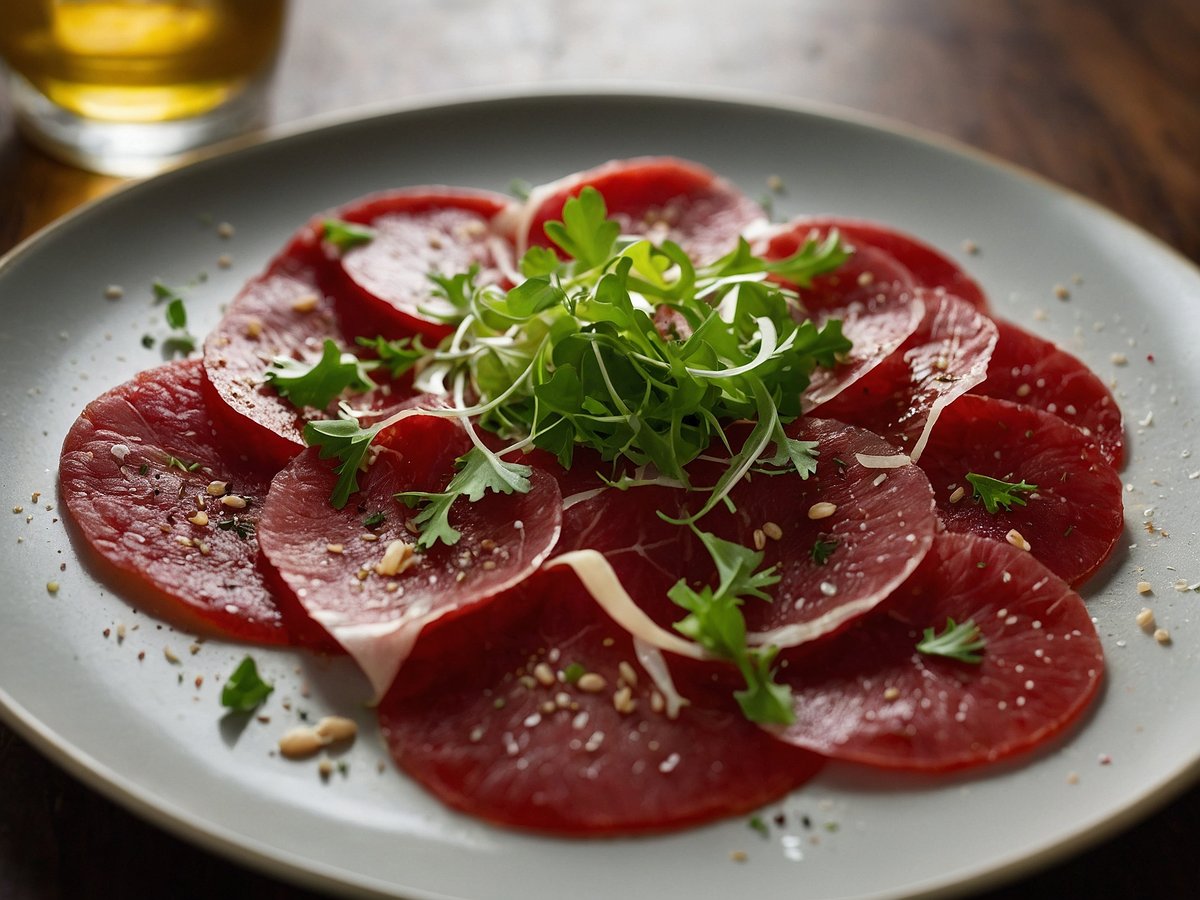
<box><xmin>141</xmin><ymin>334</ymin><xmax>156</xmax><ymax>349</ymax></box>
<box><xmin>562</xmin><ymin>662</ymin><xmax>586</xmax><ymax>684</ymax></box>
<box><xmin>965</xmin><ymin>472</ymin><xmax>1038</xmax><ymax>514</ymax></box>
<box><xmin>509</xmin><ymin>177</ymin><xmax>533</xmax><ymax>200</ymax></box>
<box><xmin>748</xmin><ymin>816</ymin><xmax>769</xmax><ymax>837</ymax></box>
<box><xmin>362</xmin><ymin>511</ymin><xmax>387</xmax><ymax>529</ymax></box>
<box><xmin>165</xmin><ymin>297</ymin><xmax>188</xmax><ymax>330</ymax></box>
<box><xmin>220</xmin><ymin>656</ymin><xmax>273</xmax><ymax>712</ymax></box>
<box><xmin>810</xmin><ymin>537</ymin><xmax>839</xmax><ymax>565</ymax></box>
<box><xmin>162</xmin><ymin>334</ymin><xmax>197</xmax><ymax>356</ymax></box>
<box><xmin>832</xmin><ymin>457</ymin><xmax>848</xmax><ymax>469</ymax></box>
<box><xmin>976</xmin><ymin>561</ymin><xmax>987</xmax><ymax>568</ymax></box>
<box><xmin>164</xmin><ymin>454</ymin><xmax>201</xmax><ymax>472</ymax></box>
<box><xmin>1063</xmin><ymin>524</ymin><xmax>1075</xmax><ymax>537</ymax></box>
<box><xmin>152</xmin><ymin>280</ymin><xmax>184</xmax><ymax>305</ymax></box>
<box><xmin>216</xmin><ymin>516</ymin><xmax>255</xmax><ymax>540</ymax></box>
<box><xmin>917</xmin><ymin>617</ymin><xmax>986</xmax><ymax>664</ymax></box>
<box><xmin>323</xmin><ymin>219</ymin><xmax>375</xmax><ymax>252</ymax></box>
<box><xmin>138</xmin><ymin>463</ymin><xmax>149</xmax><ymax>476</ymax></box>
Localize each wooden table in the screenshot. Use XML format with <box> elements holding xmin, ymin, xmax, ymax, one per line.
<box><xmin>1</xmin><ymin>1</ymin><xmax>1197</xmax><ymax>897</ymax></box>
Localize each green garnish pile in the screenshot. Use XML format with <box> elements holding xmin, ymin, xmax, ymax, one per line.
<box><xmin>274</xmin><ymin>188</ymin><xmax>861</xmax><ymax>724</ymax></box>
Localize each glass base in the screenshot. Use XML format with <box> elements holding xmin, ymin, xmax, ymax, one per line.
<box><xmin>8</xmin><ymin>71</ymin><xmax>270</xmax><ymax>177</ymax></box>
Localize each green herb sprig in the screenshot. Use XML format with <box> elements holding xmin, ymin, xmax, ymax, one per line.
<box><xmin>965</xmin><ymin>473</ymin><xmax>1038</xmax><ymax>514</ymax></box>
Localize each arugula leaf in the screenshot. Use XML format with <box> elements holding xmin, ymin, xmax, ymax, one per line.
<box><xmin>322</xmin><ymin>219</ymin><xmax>375</xmax><ymax>253</ymax></box>
<box><xmin>965</xmin><ymin>473</ymin><xmax>1038</xmax><ymax>514</ymax></box>
<box><xmin>220</xmin><ymin>656</ymin><xmax>274</xmax><ymax>712</ymax></box>
<box><xmin>396</xmin><ymin>446</ymin><xmax>532</xmax><ymax>549</ymax></box>
<box><xmin>303</xmin><ymin>416</ymin><xmax>383</xmax><ymax>509</ymax></box>
<box><xmin>917</xmin><ymin>617</ymin><xmax>986</xmax><ymax>664</ymax></box>
<box><xmin>265</xmin><ymin>339</ymin><xmax>376</xmax><ymax>409</ymax></box>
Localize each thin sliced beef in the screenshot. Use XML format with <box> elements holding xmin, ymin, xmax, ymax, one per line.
<box><xmin>256</xmin><ymin>413</ymin><xmax>562</xmax><ymax>698</ymax></box>
<box><xmin>813</xmin><ymin>291</ymin><xmax>998</xmax><ymax>460</ymax></box>
<box><xmin>518</xmin><ymin>157</ymin><xmax>766</xmax><ymax>263</ymax></box>
<box><xmin>320</xmin><ymin>188</ymin><xmax>517</xmax><ymax>342</ymax></box>
<box><xmin>770</xmin><ymin>532</ymin><xmax>1104</xmax><ymax>771</ymax></box>
<box><xmin>554</xmin><ymin>418</ymin><xmax>938</xmax><ymax>650</ymax></box>
<box><xmin>916</xmin><ymin>394</ymin><xmax>1124</xmax><ymax>587</ymax></box>
<box><xmin>974</xmin><ymin>318</ymin><xmax>1125</xmax><ymax>468</ymax></box>
<box><xmin>377</xmin><ymin>567</ymin><xmax>822</xmax><ymax>834</ymax></box>
<box><xmin>759</xmin><ymin>218</ymin><xmax>989</xmax><ymax>312</ymax></box>
<box><xmin>59</xmin><ymin>360</ymin><xmax>322</xmax><ymax>646</ymax></box>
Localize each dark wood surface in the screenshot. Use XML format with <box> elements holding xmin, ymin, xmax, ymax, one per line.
<box><xmin>2</xmin><ymin>1</ymin><xmax>1198</xmax><ymax>897</ymax></box>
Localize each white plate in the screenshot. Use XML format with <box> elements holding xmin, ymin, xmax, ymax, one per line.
<box><xmin>3</xmin><ymin>89</ymin><xmax>1199</xmax><ymax>900</ymax></box>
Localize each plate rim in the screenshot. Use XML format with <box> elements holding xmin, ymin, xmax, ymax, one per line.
<box><xmin>3</xmin><ymin>84</ymin><xmax>1200</xmax><ymax>900</ymax></box>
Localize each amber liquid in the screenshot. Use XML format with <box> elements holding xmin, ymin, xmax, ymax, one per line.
<box><xmin>0</xmin><ymin>1</ymin><xmax>286</xmax><ymax>123</ymax></box>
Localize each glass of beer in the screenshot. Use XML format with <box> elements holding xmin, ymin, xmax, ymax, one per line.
<box><xmin>0</xmin><ymin>1</ymin><xmax>288</xmax><ymax>176</ymax></box>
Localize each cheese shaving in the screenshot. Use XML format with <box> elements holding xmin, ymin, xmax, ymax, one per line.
<box><xmin>855</xmin><ymin>452</ymin><xmax>912</xmax><ymax>469</ymax></box>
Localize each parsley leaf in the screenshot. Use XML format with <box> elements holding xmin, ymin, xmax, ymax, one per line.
<box><xmin>965</xmin><ymin>473</ymin><xmax>1038</xmax><ymax>514</ymax></box>
<box><xmin>668</xmin><ymin>525</ymin><xmax>793</xmax><ymax>725</ymax></box>
<box><xmin>220</xmin><ymin>656</ymin><xmax>274</xmax><ymax>712</ymax></box>
<box><xmin>917</xmin><ymin>617</ymin><xmax>986</xmax><ymax>664</ymax></box>
<box><xmin>542</xmin><ymin>187</ymin><xmax>620</xmax><ymax>270</ymax></box>
<box><xmin>303</xmin><ymin>416</ymin><xmax>383</xmax><ymax>509</ymax></box>
<box><xmin>265</xmin><ymin>339</ymin><xmax>376</xmax><ymax>409</ymax></box>
<box><xmin>396</xmin><ymin>446</ymin><xmax>532</xmax><ymax>549</ymax></box>
<box><xmin>322</xmin><ymin>219</ymin><xmax>375</xmax><ymax>253</ymax></box>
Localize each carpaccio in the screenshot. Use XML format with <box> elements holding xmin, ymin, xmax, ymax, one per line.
<box><xmin>58</xmin><ymin>157</ymin><xmax>1124</xmax><ymax>836</ymax></box>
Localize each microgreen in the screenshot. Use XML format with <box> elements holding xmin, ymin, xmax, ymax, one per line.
<box><xmin>265</xmin><ymin>339</ymin><xmax>377</xmax><ymax>409</ymax></box>
<box><xmin>965</xmin><ymin>473</ymin><xmax>1038</xmax><ymax>514</ymax></box>
<box><xmin>322</xmin><ymin>219</ymin><xmax>375</xmax><ymax>253</ymax></box>
<box><xmin>220</xmin><ymin>656</ymin><xmax>273</xmax><ymax>712</ymax></box>
<box><xmin>303</xmin><ymin>415</ymin><xmax>383</xmax><ymax>509</ymax></box>
<box><xmin>916</xmin><ymin>617</ymin><xmax>986</xmax><ymax>664</ymax></box>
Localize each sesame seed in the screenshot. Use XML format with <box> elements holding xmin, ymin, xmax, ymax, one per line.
<box><xmin>1154</xmin><ymin>628</ymin><xmax>1171</xmax><ymax>645</ymax></box>
<box><xmin>326</xmin><ymin>543</ymin><xmax>344</xmax><ymax>554</ymax></box>
<box><xmin>216</xmin><ymin>254</ymin><xmax>233</xmax><ymax>269</ymax></box>
<box><xmin>577</xmin><ymin>673</ymin><xmax>607</xmax><ymax>693</ymax></box>
<box><xmin>1136</xmin><ymin>608</ymin><xmax>1155</xmax><ymax>630</ymax></box>
<box><xmin>752</xmin><ymin>528</ymin><xmax>766</xmax><ymax>550</ymax></box>
<box><xmin>291</xmin><ymin>294</ymin><xmax>319</xmax><ymax>314</ymax></box>
<box><xmin>1136</xmin><ymin>582</ymin><xmax>1153</xmax><ymax>595</ymax></box>
<box><xmin>948</xmin><ymin>486</ymin><xmax>966</xmax><ymax>504</ymax></box>
<box><xmin>883</xmin><ymin>686</ymin><xmax>900</xmax><ymax>701</ymax></box>
<box><xmin>762</xmin><ymin>521</ymin><xmax>783</xmax><ymax>541</ymax></box>
<box><xmin>187</xmin><ymin>511</ymin><xmax>209</xmax><ymax>527</ymax></box>
<box><xmin>221</xmin><ymin>495</ymin><xmax>248</xmax><ymax>509</ymax></box>
<box><xmin>1110</xmin><ymin>352</ymin><xmax>1128</xmax><ymax>366</ymax></box>
<box><xmin>244</xmin><ymin>318</ymin><xmax>263</xmax><ymax>339</ymax></box>
<box><xmin>808</xmin><ymin>502</ymin><xmax>837</xmax><ymax>520</ymax></box>
<box><xmin>1005</xmin><ymin>529</ymin><xmax>1032</xmax><ymax>552</ymax></box>
<box><xmin>46</xmin><ymin>581</ymin><xmax>59</xmax><ymax>594</ymax></box>
<box><xmin>533</xmin><ymin>662</ymin><xmax>556</xmax><ymax>686</ymax></box>
<box><xmin>618</xmin><ymin>661</ymin><xmax>638</xmax><ymax>686</ymax></box>
<box><xmin>216</xmin><ymin>222</ymin><xmax>235</xmax><ymax>238</ymax></box>
<box><xmin>1054</xmin><ymin>284</ymin><xmax>1070</xmax><ymax>300</ymax></box>
<box><xmin>612</xmin><ymin>686</ymin><xmax>636</xmax><ymax>715</ymax></box>
<box><xmin>104</xmin><ymin>285</ymin><xmax>124</xmax><ymax>300</ymax></box>
<box><xmin>730</xmin><ymin>851</ymin><xmax>748</xmax><ymax>863</ymax></box>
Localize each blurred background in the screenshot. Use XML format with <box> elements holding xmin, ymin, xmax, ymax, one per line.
<box><xmin>1</xmin><ymin>0</ymin><xmax>1198</xmax><ymax>898</ymax></box>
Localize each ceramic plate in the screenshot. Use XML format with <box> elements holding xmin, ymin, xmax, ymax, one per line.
<box><xmin>3</xmin><ymin>90</ymin><xmax>1199</xmax><ymax>900</ymax></box>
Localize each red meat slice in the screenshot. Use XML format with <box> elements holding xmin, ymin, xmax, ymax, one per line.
<box><xmin>916</xmin><ymin>394</ymin><xmax>1123</xmax><ymax>587</ymax></box>
<box><xmin>770</xmin><ymin>531</ymin><xmax>1104</xmax><ymax>771</ymax></box>
<box><xmin>755</xmin><ymin>219</ymin><xmax>918</xmax><ymax>315</ymax></box>
<box><xmin>761</xmin><ymin>218</ymin><xmax>988</xmax><ymax>312</ymax></box>
<box><xmin>974</xmin><ymin>318</ymin><xmax>1125</xmax><ymax>468</ymax></box>
<box><xmin>553</xmin><ymin>418</ymin><xmax>937</xmax><ymax>650</ymax></box>
<box><xmin>803</xmin><ymin>292</ymin><xmax>925</xmax><ymax>411</ymax></box>
<box><xmin>202</xmin><ymin>253</ymin><xmax>340</xmax><ymax>468</ymax></box>
<box><xmin>321</xmin><ymin>188</ymin><xmax>517</xmax><ymax>342</ymax></box>
<box><xmin>813</xmin><ymin>291</ymin><xmax>998</xmax><ymax>460</ymax></box>
<box><xmin>377</xmin><ymin>567</ymin><xmax>822</xmax><ymax>834</ymax></box>
<box><xmin>256</xmin><ymin>413</ymin><xmax>562</xmax><ymax>698</ymax></box>
<box><xmin>58</xmin><ymin>360</ymin><xmax>317</xmax><ymax>646</ymax></box>
<box><xmin>518</xmin><ymin>157</ymin><xmax>766</xmax><ymax>264</ymax></box>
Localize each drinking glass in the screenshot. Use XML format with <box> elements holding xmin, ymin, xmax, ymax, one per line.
<box><xmin>0</xmin><ymin>0</ymin><xmax>288</xmax><ymax>176</ymax></box>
